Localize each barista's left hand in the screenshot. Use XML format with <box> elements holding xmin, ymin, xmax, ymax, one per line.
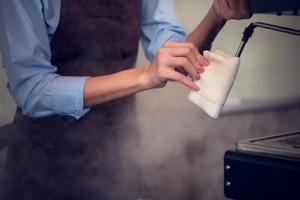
<box><xmin>210</xmin><ymin>0</ymin><xmax>252</xmax><ymax>21</ymax></box>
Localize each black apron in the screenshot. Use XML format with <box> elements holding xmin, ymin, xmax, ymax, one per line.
<box><xmin>1</xmin><ymin>0</ymin><xmax>146</xmax><ymax>199</ymax></box>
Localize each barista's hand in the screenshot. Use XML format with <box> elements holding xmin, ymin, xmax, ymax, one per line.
<box><xmin>210</xmin><ymin>0</ymin><xmax>252</xmax><ymax>21</ymax></box>
<box><xmin>140</xmin><ymin>41</ymin><xmax>209</xmax><ymax>91</ymax></box>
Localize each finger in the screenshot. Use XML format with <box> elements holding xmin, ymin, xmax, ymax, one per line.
<box><xmin>175</xmin><ymin>65</ymin><xmax>204</xmax><ymax>75</ymax></box>
<box><xmin>175</xmin><ymin>67</ymin><xmax>188</xmax><ymax>76</ymax></box>
<box><xmin>198</xmin><ymin>67</ymin><xmax>205</xmax><ymax>74</ymax></box>
<box><xmin>164</xmin><ymin>46</ymin><xmax>199</xmax><ymax>66</ymax></box>
<box><xmin>165</xmin><ymin>41</ymin><xmax>209</xmax><ymax>66</ymax></box>
<box><xmin>165</xmin><ymin>69</ymin><xmax>200</xmax><ymax>91</ymax></box>
<box><xmin>156</xmin><ymin>54</ymin><xmax>199</xmax><ymax>80</ymax></box>
<box><xmin>164</xmin><ymin>46</ymin><xmax>207</xmax><ymax>72</ymax></box>
<box><xmin>166</xmin><ymin>57</ymin><xmax>200</xmax><ymax>81</ymax></box>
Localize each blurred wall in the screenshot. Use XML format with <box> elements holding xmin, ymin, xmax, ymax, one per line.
<box><xmin>0</xmin><ymin>55</ymin><xmax>15</xmax><ymax>126</ymax></box>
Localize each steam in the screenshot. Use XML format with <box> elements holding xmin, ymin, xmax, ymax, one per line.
<box><xmin>112</xmin><ymin>86</ymin><xmax>300</xmax><ymax>200</ymax></box>
<box><xmin>113</xmin><ymin>89</ymin><xmax>221</xmax><ymax>200</ymax></box>
<box><xmin>2</xmin><ymin>85</ymin><xmax>299</xmax><ymax>200</ymax></box>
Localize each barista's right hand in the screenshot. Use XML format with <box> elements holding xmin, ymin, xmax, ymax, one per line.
<box><xmin>140</xmin><ymin>41</ymin><xmax>209</xmax><ymax>91</ymax></box>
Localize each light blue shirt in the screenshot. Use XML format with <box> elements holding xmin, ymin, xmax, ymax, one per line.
<box><xmin>0</xmin><ymin>0</ymin><xmax>186</xmax><ymax>119</ymax></box>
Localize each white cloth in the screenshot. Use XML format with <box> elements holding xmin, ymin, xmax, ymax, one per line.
<box><xmin>188</xmin><ymin>50</ymin><xmax>240</xmax><ymax>118</ymax></box>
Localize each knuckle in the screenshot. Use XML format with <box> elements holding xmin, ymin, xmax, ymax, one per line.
<box><xmin>180</xmin><ymin>58</ymin><xmax>188</xmax><ymax>66</ymax></box>
<box><xmin>183</xmin><ymin>48</ymin><xmax>191</xmax><ymax>55</ymax></box>
<box><xmin>187</xmin><ymin>46</ymin><xmax>193</xmax><ymax>54</ymax></box>
<box><xmin>187</xmin><ymin>42</ymin><xmax>195</xmax><ymax>49</ymax></box>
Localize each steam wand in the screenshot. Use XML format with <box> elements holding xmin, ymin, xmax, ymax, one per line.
<box><xmin>235</xmin><ymin>22</ymin><xmax>300</xmax><ymax>57</ymax></box>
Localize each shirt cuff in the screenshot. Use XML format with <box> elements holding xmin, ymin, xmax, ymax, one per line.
<box><xmin>48</xmin><ymin>76</ymin><xmax>90</xmax><ymax>119</ymax></box>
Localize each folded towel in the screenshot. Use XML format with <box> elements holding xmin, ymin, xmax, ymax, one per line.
<box><xmin>188</xmin><ymin>50</ymin><xmax>240</xmax><ymax>118</ymax></box>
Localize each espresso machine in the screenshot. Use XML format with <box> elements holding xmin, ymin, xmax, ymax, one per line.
<box><xmin>224</xmin><ymin>1</ymin><xmax>300</xmax><ymax>199</ymax></box>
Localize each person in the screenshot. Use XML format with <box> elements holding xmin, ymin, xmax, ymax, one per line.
<box><xmin>0</xmin><ymin>0</ymin><xmax>251</xmax><ymax>199</ymax></box>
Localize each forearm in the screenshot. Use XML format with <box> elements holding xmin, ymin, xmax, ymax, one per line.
<box><xmin>186</xmin><ymin>8</ymin><xmax>226</xmax><ymax>52</ymax></box>
<box><xmin>83</xmin><ymin>67</ymin><xmax>147</xmax><ymax>107</ymax></box>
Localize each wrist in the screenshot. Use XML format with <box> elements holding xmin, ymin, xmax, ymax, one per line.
<box><xmin>207</xmin><ymin>7</ymin><xmax>227</xmax><ymax>25</ymax></box>
<box><xmin>138</xmin><ymin>65</ymin><xmax>152</xmax><ymax>91</ymax></box>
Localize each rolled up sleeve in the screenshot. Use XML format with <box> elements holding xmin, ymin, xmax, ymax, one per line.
<box><xmin>141</xmin><ymin>0</ymin><xmax>187</xmax><ymax>61</ymax></box>
<box><xmin>48</xmin><ymin>76</ymin><xmax>90</xmax><ymax>119</ymax></box>
<box><xmin>0</xmin><ymin>0</ymin><xmax>90</xmax><ymax>119</ymax></box>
